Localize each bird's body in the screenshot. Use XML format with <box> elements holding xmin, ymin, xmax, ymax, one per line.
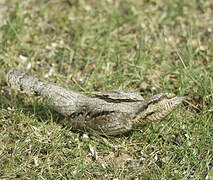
<box><xmin>7</xmin><ymin>69</ymin><xmax>184</xmax><ymax>135</ymax></box>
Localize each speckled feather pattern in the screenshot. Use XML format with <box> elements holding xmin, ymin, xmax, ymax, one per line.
<box><xmin>7</xmin><ymin>69</ymin><xmax>184</xmax><ymax>135</ymax></box>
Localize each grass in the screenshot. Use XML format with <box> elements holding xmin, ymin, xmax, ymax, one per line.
<box><xmin>0</xmin><ymin>0</ymin><xmax>212</xmax><ymax>179</ymax></box>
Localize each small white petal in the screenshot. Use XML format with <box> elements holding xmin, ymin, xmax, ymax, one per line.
<box><xmin>19</xmin><ymin>55</ymin><xmax>29</xmax><ymax>62</ymax></box>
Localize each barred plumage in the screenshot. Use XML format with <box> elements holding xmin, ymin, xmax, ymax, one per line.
<box><xmin>7</xmin><ymin>69</ymin><xmax>184</xmax><ymax>135</ymax></box>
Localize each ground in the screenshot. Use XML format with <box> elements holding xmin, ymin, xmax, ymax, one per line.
<box><xmin>0</xmin><ymin>0</ymin><xmax>212</xmax><ymax>179</ymax></box>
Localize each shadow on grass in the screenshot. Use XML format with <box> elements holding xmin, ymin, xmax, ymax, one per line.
<box><xmin>1</xmin><ymin>89</ymin><xmax>65</xmax><ymax>125</ymax></box>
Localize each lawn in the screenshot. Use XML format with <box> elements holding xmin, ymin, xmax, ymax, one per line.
<box><xmin>0</xmin><ymin>0</ymin><xmax>212</xmax><ymax>179</ymax></box>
